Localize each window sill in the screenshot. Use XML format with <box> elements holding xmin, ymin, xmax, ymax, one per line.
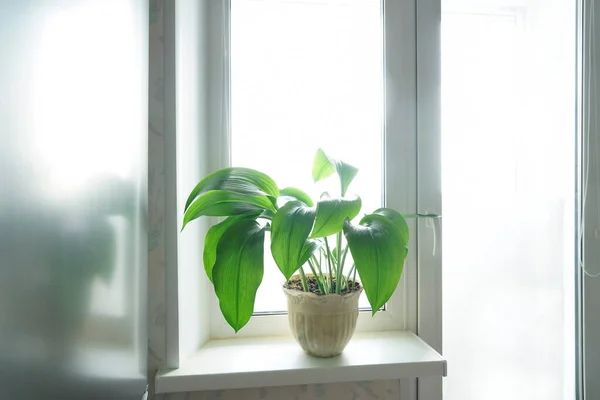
<box><xmin>155</xmin><ymin>330</ymin><xmax>446</xmax><ymax>394</ymax></box>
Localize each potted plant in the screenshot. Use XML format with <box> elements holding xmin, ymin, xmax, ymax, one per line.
<box><xmin>182</xmin><ymin>149</ymin><xmax>423</xmax><ymax>357</ymax></box>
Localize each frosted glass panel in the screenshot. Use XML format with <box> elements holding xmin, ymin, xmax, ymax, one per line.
<box><xmin>231</xmin><ymin>0</ymin><xmax>383</xmax><ymax>313</ymax></box>
<box><xmin>0</xmin><ymin>1</ymin><xmax>147</xmax><ymax>398</ymax></box>
<box><xmin>442</xmin><ymin>1</ymin><xmax>576</xmax><ymax>399</ymax></box>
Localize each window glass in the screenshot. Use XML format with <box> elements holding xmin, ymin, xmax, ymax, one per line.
<box><xmin>231</xmin><ymin>0</ymin><xmax>384</xmax><ymax>313</ymax></box>
<box><xmin>442</xmin><ymin>1</ymin><xmax>577</xmax><ymax>398</ymax></box>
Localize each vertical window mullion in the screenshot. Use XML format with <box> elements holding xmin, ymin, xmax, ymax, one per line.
<box><xmin>415</xmin><ymin>0</ymin><xmax>442</xmax><ymax>398</ymax></box>
<box><xmin>383</xmin><ymin>0</ymin><xmax>419</xmax><ymax>332</ymax></box>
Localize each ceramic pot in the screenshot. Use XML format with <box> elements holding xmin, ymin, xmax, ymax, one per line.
<box><xmin>283</xmin><ymin>281</ymin><xmax>363</xmax><ymax>358</ymax></box>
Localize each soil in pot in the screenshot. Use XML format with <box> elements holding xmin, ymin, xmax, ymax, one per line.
<box><xmin>283</xmin><ymin>274</ymin><xmax>363</xmax><ymax>358</ymax></box>
<box><xmin>283</xmin><ymin>275</ymin><xmax>361</xmax><ymax>295</ymax></box>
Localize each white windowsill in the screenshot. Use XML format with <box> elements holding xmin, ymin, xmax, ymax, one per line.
<box><xmin>155</xmin><ymin>330</ymin><xmax>447</xmax><ymax>394</ymax></box>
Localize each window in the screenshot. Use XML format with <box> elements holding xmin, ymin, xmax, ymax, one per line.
<box><xmin>201</xmin><ymin>0</ymin><xmax>432</xmax><ymax>340</ymax></box>
<box><xmin>441</xmin><ymin>0</ymin><xmax>577</xmax><ymax>399</ymax></box>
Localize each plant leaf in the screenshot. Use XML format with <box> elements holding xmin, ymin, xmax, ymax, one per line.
<box><xmin>279</xmin><ymin>187</ymin><xmax>314</xmax><ymax>207</ymax></box>
<box><xmin>343</xmin><ymin>214</ymin><xmax>408</xmax><ymax>314</ymax></box>
<box><xmin>182</xmin><ymin>190</ymin><xmax>276</xmax><ymax>230</ymax></box>
<box><xmin>212</xmin><ymin>218</ymin><xmax>266</xmax><ymax>332</ymax></box>
<box><xmin>373</xmin><ymin>208</ymin><xmax>410</xmax><ymax>242</ymax></box>
<box><xmin>270</xmin><ymin>201</ymin><xmax>316</xmax><ymax>280</ymax></box>
<box><xmin>299</xmin><ymin>239</ymin><xmax>322</xmax><ymax>269</ymax></box>
<box><xmin>203</xmin><ymin>214</ymin><xmax>260</xmax><ymax>282</ymax></box>
<box><xmin>310</xmin><ymin>194</ymin><xmax>362</xmax><ymax>238</ymax></box>
<box><xmin>312</xmin><ymin>148</ymin><xmax>358</xmax><ymax>196</ymax></box>
<box><xmin>331</xmin><ymin>159</ymin><xmax>358</xmax><ymax>197</ymax></box>
<box><xmin>259</xmin><ymin>209</ymin><xmax>275</xmax><ymax>220</ymax></box>
<box><xmin>184</xmin><ymin>167</ymin><xmax>279</xmax><ymax>213</ymax></box>
<box><xmin>312</xmin><ymin>148</ymin><xmax>336</xmax><ymax>183</ymax></box>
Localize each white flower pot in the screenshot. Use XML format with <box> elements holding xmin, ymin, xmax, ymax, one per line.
<box><xmin>283</xmin><ymin>283</ymin><xmax>363</xmax><ymax>358</ymax></box>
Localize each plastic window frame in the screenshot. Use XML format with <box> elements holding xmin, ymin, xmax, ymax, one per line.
<box><xmin>205</xmin><ymin>0</ymin><xmax>420</xmax><ymax>340</ymax></box>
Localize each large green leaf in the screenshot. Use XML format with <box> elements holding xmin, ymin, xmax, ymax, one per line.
<box><xmin>184</xmin><ymin>167</ymin><xmax>279</xmax><ymax>212</ymax></box>
<box><xmin>183</xmin><ymin>190</ymin><xmax>276</xmax><ymax>230</ymax></box>
<box><xmin>203</xmin><ymin>214</ymin><xmax>260</xmax><ymax>282</ymax></box>
<box><xmin>279</xmin><ymin>187</ymin><xmax>314</xmax><ymax>207</ymax></box>
<box><xmin>312</xmin><ymin>148</ymin><xmax>359</xmax><ymax>196</ymax></box>
<box><xmin>270</xmin><ymin>201</ymin><xmax>316</xmax><ymax>280</ymax></box>
<box><xmin>310</xmin><ymin>194</ymin><xmax>362</xmax><ymax>238</ymax></box>
<box><xmin>373</xmin><ymin>208</ymin><xmax>410</xmax><ymax>242</ymax></box>
<box><xmin>343</xmin><ymin>214</ymin><xmax>408</xmax><ymax>314</ymax></box>
<box><xmin>213</xmin><ymin>218</ymin><xmax>266</xmax><ymax>332</ymax></box>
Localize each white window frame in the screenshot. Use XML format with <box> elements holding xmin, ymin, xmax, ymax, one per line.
<box><xmin>164</xmin><ymin>0</ymin><xmax>441</xmax><ymax>397</ymax></box>
<box><xmin>582</xmin><ymin>0</ymin><xmax>599</xmax><ymax>397</ymax></box>
<box><xmin>205</xmin><ymin>0</ymin><xmax>424</xmax><ymax>340</ymax></box>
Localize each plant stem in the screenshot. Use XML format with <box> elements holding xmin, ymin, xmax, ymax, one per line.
<box><xmin>335</xmin><ymin>232</ymin><xmax>343</xmax><ymax>294</ymax></box>
<box><xmin>307</xmin><ymin>258</ymin><xmax>325</xmax><ymax>294</ymax></box>
<box><xmin>341</xmin><ymin>247</ymin><xmax>349</xmax><ymax>269</ymax></box>
<box><xmin>347</xmin><ymin>263</ymin><xmax>355</xmax><ymax>279</ymax></box>
<box><xmin>339</xmin><ymin>246</ymin><xmax>349</xmax><ymax>286</ymax></box>
<box><xmin>341</xmin><ymin>274</ymin><xmax>348</xmax><ymax>291</ymax></box>
<box><xmin>324</xmin><ymin>237</ymin><xmax>334</xmax><ymax>292</ymax></box>
<box><xmin>298</xmin><ymin>267</ymin><xmax>309</xmax><ymax>292</ymax></box>
<box><xmin>352</xmin><ymin>264</ymin><xmax>357</xmax><ymax>291</ymax></box>
<box><xmin>316</xmin><ymin>252</ymin><xmax>327</xmax><ymax>293</ymax></box>
<box><xmin>312</xmin><ymin>255</ymin><xmax>328</xmax><ymax>293</ymax></box>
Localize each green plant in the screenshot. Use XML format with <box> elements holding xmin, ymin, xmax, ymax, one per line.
<box><xmin>182</xmin><ymin>149</ymin><xmax>426</xmax><ymax>332</ymax></box>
